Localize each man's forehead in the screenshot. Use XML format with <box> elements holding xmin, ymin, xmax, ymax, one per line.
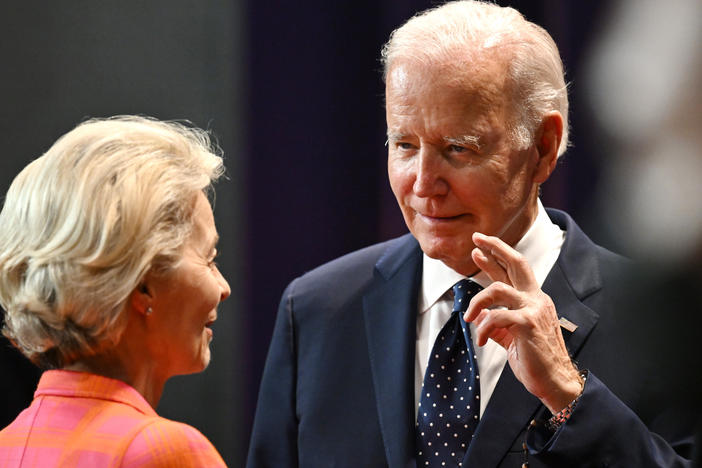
<box><xmin>386</xmin><ymin>52</ymin><xmax>511</xmax><ymax>93</ymax></box>
<box><xmin>386</xmin><ymin>76</ymin><xmax>507</xmax><ymax>117</ymax></box>
<box><xmin>387</xmin><ymin>67</ymin><xmax>511</xmax><ymax>125</ymax></box>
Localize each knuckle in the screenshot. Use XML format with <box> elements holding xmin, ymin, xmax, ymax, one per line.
<box><xmin>490</xmin><ymin>281</ymin><xmax>510</xmax><ymax>294</ymax></box>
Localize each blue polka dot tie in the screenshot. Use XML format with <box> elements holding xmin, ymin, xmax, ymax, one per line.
<box><xmin>416</xmin><ymin>279</ymin><xmax>483</xmax><ymax>467</ymax></box>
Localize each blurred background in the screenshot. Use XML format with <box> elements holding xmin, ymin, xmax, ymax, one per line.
<box><xmin>1</xmin><ymin>1</ymin><xmax>699</xmax><ymax>466</ymax></box>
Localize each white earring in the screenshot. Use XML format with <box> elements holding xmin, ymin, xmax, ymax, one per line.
<box><xmin>146</xmin><ymin>307</ymin><xmax>152</xmax><ymax>315</ymax></box>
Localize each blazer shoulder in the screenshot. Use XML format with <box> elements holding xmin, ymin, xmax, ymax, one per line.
<box><xmin>548</xmin><ymin>208</ymin><xmax>625</xmax><ymax>260</ymax></box>
<box><xmin>123</xmin><ymin>418</ymin><xmax>226</xmax><ymax>467</ymax></box>
<box><xmin>289</xmin><ymin>233</ymin><xmax>418</xmax><ymax>295</ymax></box>
<box><xmin>547</xmin><ymin>208</ymin><xmax>629</xmax><ymax>299</ymax></box>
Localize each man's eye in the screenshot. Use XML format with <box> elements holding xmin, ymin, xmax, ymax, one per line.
<box><xmin>397</xmin><ymin>142</ymin><xmax>415</xmax><ymax>150</ymax></box>
<box><xmin>449</xmin><ymin>144</ymin><xmax>467</xmax><ymax>153</ymax></box>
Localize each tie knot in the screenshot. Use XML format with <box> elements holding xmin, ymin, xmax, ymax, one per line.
<box><xmin>451</xmin><ymin>279</ymin><xmax>482</xmax><ymax>313</ymax></box>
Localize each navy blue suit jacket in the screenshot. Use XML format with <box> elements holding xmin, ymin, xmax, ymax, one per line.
<box><xmin>247</xmin><ymin>209</ymin><xmax>695</xmax><ymax>467</ymax></box>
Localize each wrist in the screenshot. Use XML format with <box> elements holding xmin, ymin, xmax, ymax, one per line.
<box><xmin>545</xmin><ymin>369</ymin><xmax>588</xmax><ymax>431</ymax></box>
<box><xmin>541</xmin><ymin>365</ymin><xmax>585</xmax><ymax>414</ymax></box>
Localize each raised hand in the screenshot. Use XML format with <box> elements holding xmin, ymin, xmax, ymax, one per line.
<box><xmin>464</xmin><ymin>232</ymin><xmax>583</xmax><ymax>413</ymax></box>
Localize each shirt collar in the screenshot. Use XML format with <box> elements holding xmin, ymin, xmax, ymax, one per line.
<box><xmin>418</xmin><ymin>200</ymin><xmax>564</xmax><ymax>314</ymax></box>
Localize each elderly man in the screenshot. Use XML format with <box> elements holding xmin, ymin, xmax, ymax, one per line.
<box><xmin>247</xmin><ymin>2</ymin><xmax>694</xmax><ymax>467</ymax></box>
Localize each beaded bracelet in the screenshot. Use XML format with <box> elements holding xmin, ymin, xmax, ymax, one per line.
<box><xmin>522</xmin><ymin>369</ymin><xmax>589</xmax><ymax>466</ymax></box>
<box><xmin>545</xmin><ymin>370</ymin><xmax>588</xmax><ymax>432</ymax></box>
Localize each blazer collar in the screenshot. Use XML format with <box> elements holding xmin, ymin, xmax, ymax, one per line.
<box><xmin>363</xmin><ymin>234</ymin><xmax>423</xmax><ymax>468</ymax></box>
<box><xmin>543</xmin><ymin>208</ymin><xmax>602</xmax><ymax>358</ymax></box>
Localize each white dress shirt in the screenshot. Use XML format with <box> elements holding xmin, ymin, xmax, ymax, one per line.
<box><xmin>414</xmin><ymin>200</ymin><xmax>565</xmax><ymax>417</ymax></box>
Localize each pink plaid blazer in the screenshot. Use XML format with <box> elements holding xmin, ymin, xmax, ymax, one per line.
<box><xmin>0</xmin><ymin>370</ymin><xmax>226</xmax><ymax>467</ymax></box>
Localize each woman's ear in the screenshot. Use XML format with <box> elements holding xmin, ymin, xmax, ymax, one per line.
<box><xmin>129</xmin><ymin>281</ymin><xmax>153</xmax><ymax>316</ymax></box>
<box><xmin>533</xmin><ymin>111</ymin><xmax>563</xmax><ymax>184</ymax></box>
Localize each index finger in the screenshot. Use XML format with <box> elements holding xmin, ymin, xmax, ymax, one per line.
<box><xmin>472</xmin><ymin>232</ymin><xmax>538</xmax><ymax>292</ymax></box>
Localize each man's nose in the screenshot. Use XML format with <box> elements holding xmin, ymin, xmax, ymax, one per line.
<box><xmin>412</xmin><ymin>148</ymin><xmax>449</xmax><ymax>197</ymax></box>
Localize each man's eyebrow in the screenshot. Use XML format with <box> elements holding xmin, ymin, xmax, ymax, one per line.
<box><xmin>386</xmin><ymin>130</ymin><xmax>407</xmax><ymax>141</ymax></box>
<box><xmin>444</xmin><ymin>135</ymin><xmax>482</xmax><ymax>148</ymax></box>
<box><xmin>385</xmin><ymin>131</ymin><xmax>408</xmax><ymax>147</ymax></box>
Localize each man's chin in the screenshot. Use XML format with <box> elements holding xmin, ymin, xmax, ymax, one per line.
<box><xmin>416</xmin><ymin>236</ymin><xmax>477</xmax><ymax>271</ymax></box>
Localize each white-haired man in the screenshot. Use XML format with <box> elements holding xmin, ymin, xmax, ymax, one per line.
<box><xmin>248</xmin><ymin>2</ymin><xmax>695</xmax><ymax>467</ymax></box>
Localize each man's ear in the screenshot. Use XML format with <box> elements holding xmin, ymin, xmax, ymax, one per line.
<box><xmin>533</xmin><ymin>111</ymin><xmax>563</xmax><ymax>184</ymax></box>
<box><xmin>129</xmin><ymin>281</ymin><xmax>153</xmax><ymax>316</ymax></box>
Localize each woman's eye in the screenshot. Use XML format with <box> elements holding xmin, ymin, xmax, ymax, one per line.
<box><xmin>208</xmin><ymin>250</ymin><xmax>219</xmax><ymax>268</ymax></box>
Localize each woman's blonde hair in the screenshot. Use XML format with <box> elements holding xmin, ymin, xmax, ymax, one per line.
<box><xmin>0</xmin><ymin>115</ymin><xmax>225</xmax><ymax>368</ymax></box>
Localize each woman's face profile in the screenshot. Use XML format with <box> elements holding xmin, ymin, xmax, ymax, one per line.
<box><xmin>144</xmin><ymin>192</ymin><xmax>231</xmax><ymax>377</ymax></box>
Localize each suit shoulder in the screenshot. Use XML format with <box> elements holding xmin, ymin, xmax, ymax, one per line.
<box><xmin>594</xmin><ymin>242</ymin><xmax>628</xmax><ymax>267</ymax></box>
<box><xmin>290</xmin><ymin>234</ymin><xmax>416</xmax><ymax>292</ymax></box>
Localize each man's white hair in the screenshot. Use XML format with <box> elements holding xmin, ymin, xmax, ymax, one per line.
<box><xmin>381</xmin><ymin>0</ymin><xmax>569</xmax><ymax>156</ymax></box>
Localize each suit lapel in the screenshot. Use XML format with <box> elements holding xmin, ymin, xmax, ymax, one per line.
<box><xmin>363</xmin><ymin>235</ymin><xmax>423</xmax><ymax>468</ymax></box>
<box><xmin>544</xmin><ymin>209</ymin><xmax>602</xmax><ymax>359</ymax></box>
<box><xmin>544</xmin><ymin>262</ymin><xmax>599</xmax><ymax>359</ymax></box>
<box><xmin>464</xmin><ymin>210</ymin><xmax>602</xmax><ymax>467</ymax></box>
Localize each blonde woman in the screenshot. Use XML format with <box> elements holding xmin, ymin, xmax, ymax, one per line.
<box><xmin>0</xmin><ymin>116</ymin><xmax>230</xmax><ymax>467</ymax></box>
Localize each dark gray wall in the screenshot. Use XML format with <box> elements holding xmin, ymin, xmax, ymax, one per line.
<box><xmin>0</xmin><ymin>2</ymin><xmax>244</xmax><ymax>465</ymax></box>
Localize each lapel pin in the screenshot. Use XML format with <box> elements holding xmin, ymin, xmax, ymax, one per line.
<box><xmin>558</xmin><ymin>317</ymin><xmax>578</xmax><ymax>333</ymax></box>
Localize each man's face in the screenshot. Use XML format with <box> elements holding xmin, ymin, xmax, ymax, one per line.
<box><xmin>386</xmin><ymin>59</ymin><xmax>543</xmax><ymax>276</ymax></box>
